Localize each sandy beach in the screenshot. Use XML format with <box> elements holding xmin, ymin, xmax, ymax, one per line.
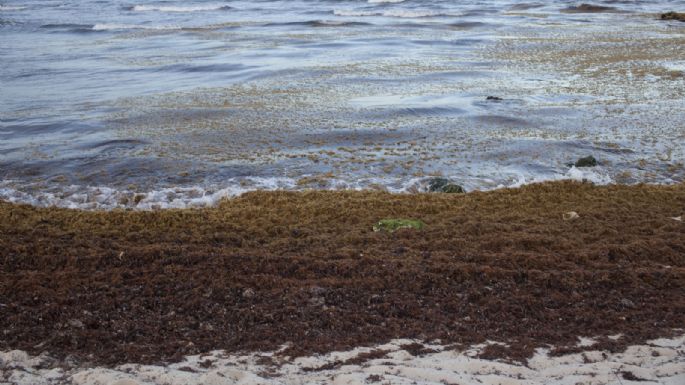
<box><xmin>3</xmin><ymin>334</ymin><xmax>685</xmax><ymax>384</ymax></box>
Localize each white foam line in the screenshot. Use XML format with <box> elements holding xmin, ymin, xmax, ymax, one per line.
<box><xmin>0</xmin><ymin>5</ymin><xmax>26</xmax><ymax>11</ymax></box>
<box><xmin>334</xmin><ymin>9</ymin><xmax>458</xmax><ymax>18</ymax></box>
<box><xmin>2</xmin><ymin>334</ymin><xmax>684</xmax><ymax>385</ymax></box>
<box><xmin>91</xmin><ymin>23</ymin><xmax>181</xmax><ymax>31</ymax></box>
<box><xmin>0</xmin><ymin>177</ymin><xmax>297</xmax><ymax>210</ymax></box>
<box><xmin>131</xmin><ymin>4</ymin><xmax>230</xmax><ymax>13</ymax></box>
<box><xmin>0</xmin><ymin>166</ymin><xmax>618</xmax><ymax>211</ymax></box>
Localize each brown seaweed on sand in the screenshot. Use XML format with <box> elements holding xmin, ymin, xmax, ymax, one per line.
<box><xmin>1</xmin><ymin>181</ymin><xmax>684</xmax><ymax>366</ymax></box>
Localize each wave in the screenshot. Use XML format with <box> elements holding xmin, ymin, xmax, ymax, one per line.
<box><xmin>264</xmin><ymin>20</ymin><xmax>372</xmax><ymax>28</ymax></box>
<box><xmin>334</xmin><ymin>9</ymin><xmax>458</xmax><ymax>18</ymax></box>
<box><xmin>0</xmin><ymin>178</ymin><xmax>297</xmax><ymax>210</ymax></box>
<box><xmin>0</xmin><ymin>167</ymin><xmax>620</xmax><ymax>210</ymax></box>
<box><xmin>129</xmin><ymin>4</ymin><xmax>231</xmax><ymax>12</ymax></box>
<box><xmin>0</xmin><ymin>5</ymin><xmax>26</xmax><ymax>11</ymax></box>
<box><xmin>368</xmin><ymin>0</ymin><xmax>406</xmax><ymax>3</ymax></box>
<box><xmin>505</xmin><ymin>166</ymin><xmax>613</xmax><ymax>188</ymax></box>
<box><xmin>41</xmin><ymin>21</ymin><xmax>247</xmax><ymax>33</ymax></box>
<box><xmin>91</xmin><ymin>23</ymin><xmax>179</xmax><ymax>31</ymax></box>
<box><xmin>41</xmin><ymin>23</ymin><xmax>93</xmax><ymax>29</ymax></box>
<box><xmin>449</xmin><ymin>21</ymin><xmax>487</xmax><ymax>30</ymax></box>
<box><xmin>39</xmin><ymin>23</ymin><xmax>178</xmax><ymax>33</ymax></box>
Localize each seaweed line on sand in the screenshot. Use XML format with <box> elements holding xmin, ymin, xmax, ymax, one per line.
<box><xmin>0</xmin><ymin>181</ymin><xmax>683</xmax><ymax>367</ymax></box>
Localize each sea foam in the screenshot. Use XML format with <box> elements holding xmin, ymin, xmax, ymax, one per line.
<box><xmin>0</xmin><ymin>167</ymin><xmax>619</xmax><ymax>211</ymax></box>
<box><xmin>130</xmin><ymin>4</ymin><xmax>231</xmax><ymax>12</ymax></box>
<box><xmin>91</xmin><ymin>23</ymin><xmax>179</xmax><ymax>31</ymax></box>
<box><xmin>333</xmin><ymin>9</ymin><xmax>455</xmax><ymax>18</ymax></box>
<box><xmin>0</xmin><ymin>5</ymin><xmax>26</xmax><ymax>11</ymax></box>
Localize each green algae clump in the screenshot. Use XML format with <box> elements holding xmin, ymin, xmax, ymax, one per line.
<box><xmin>441</xmin><ymin>184</ymin><xmax>466</xmax><ymax>194</ymax></box>
<box><xmin>373</xmin><ymin>219</ymin><xmax>425</xmax><ymax>233</ymax></box>
<box><xmin>575</xmin><ymin>156</ymin><xmax>598</xmax><ymax>168</ymax></box>
<box><xmin>428</xmin><ymin>178</ymin><xmax>465</xmax><ymax>193</ymax></box>
<box><xmin>428</xmin><ymin>177</ymin><xmax>450</xmax><ymax>192</ymax></box>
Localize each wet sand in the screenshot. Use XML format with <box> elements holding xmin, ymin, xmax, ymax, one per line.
<box><xmin>1</xmin><ymin>181</ymin><xmax>684</xmax><ymax>367</ymax></box>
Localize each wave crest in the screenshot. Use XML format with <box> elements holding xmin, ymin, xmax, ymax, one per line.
<box><xmin>334</xmin><ymin>9</ymin><xmax>456</xmax><ymax>18</ymax></box>
<box><xmin>130</xmin><ymin>4</ymin><xmax>231</xmax><ymax>13</ymax></box>
<box><xmin>0</xmin><ymin>5</ymin><xmax>26</xmax><ymax>11</ymax></box>
<box><xmin>91</xmin><ymin>23</ymin><xmax>179</xmax><ymax>31</ymax></box>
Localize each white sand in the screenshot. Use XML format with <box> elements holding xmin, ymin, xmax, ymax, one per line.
<box><xmin>2</xmin><ymin>334</ymin><xmax>684</xmax><ymax>385</ymax></box>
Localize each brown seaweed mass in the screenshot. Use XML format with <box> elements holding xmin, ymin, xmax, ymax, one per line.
<box><xmin>1</xmin><ymin>181</ymin><xmax>684</xmax><ymax>366</ymax></box>
<box><xmin>661</xmin><ymin>12</ymin><xmax>685</xmax><ymax>22</ymax></box>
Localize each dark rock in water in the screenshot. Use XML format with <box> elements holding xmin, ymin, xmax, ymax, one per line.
<box><xmin>562</xmin><ymin>4</ymin><xmax>617</xmax><ymax>13</ymax></box>
<box><xmin>661</xmin><ymin>12</ymin><xmax>685</xmax><ymax>22</ymax></box>
<box><xmin>428</xmin><ymin>177</ymin><xmax>450</xmax><ymax>192</ymax></box>
<box><xmin>442</xmin><ymin>184</ymin><xmax>466</xmax><ymax>194</ymax></box>
<box><xmin>486</xmin><ymin>96</ymin><xmax>503</xmax><ymax>101</ymax></box>
<box><xmin>427</xmin><ymin>178</ymin><xmax>465</xmax><ymax>193</ymax></box>
<box><xmin>574</xmin><ymin>156</ymin><xmax>598</xmax><ymax>168</ymax></box>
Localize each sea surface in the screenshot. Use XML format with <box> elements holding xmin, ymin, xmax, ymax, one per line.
<box><xmin>1</xmin><ymin>0</ymin><xmax>684</xmax><ymax>209</ymax></box>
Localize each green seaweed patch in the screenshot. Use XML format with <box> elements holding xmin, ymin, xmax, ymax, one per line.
<box><xmin>574</xmin><ymin>156</ymin><xmax>598</xmax><ymax>168</ymax></box>
<box><xmin>373</xmin><ymin>219</ymin><xmax>425</xmax><ymax>233</ymax></box>
<box><xmin>427</xmin><ymin>178</ymin><xmax>465</xmax><ymax>193</ymax></box>
<box><xmin>441</xmin><ymin>184</ymin><xmax>465</xmax><ymax>194</ymax></box>
<box><xmin>428</xmin><ymin>177</ymin><xmax>450</xmax><ymax>192</ymax></box>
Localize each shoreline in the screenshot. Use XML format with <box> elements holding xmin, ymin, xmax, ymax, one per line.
<box><xmin>0</xmin><ymin>165</ymin><xmax>621</xmax><ymax>211</ymax></box>
<box><xmin>1</xmin><ymin>181</ymin><xmax>684</xmax><ymax>368</ymax></box>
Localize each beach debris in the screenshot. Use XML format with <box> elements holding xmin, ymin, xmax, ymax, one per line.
<box><xmin>620</xmin><ymin>298</ymin><xmax>636</xmax><ymax>308</ymax></box>
<box><xmin>563</xmin><ymin>211</ymin><xmax>580</xmax><ymax>221</ymax></box>
<box><xmin>574</xmin><ymin>156</ymin><xmax>598</xmax><ymax>168</ymax></box>
<box><xmin>308</xmin><ymin>286</ymin><xmax>327</xmax><ymax>296</ymax></box>
<box><xmin>373</xmin><ymin>219</ymin><xmax>425</xmax><ymax>232</ymax></box>
<box><xmin>427</xmin><ymin>178</ymin><xmax>466</xmax><ymax>193</ymax></box>
<box><xmin>308</xmin><ymin>296</ymin><xmax>325</xmax><ymax>307</ymax></box>
<box><xmin>661</xmin><ymin>12</ymin><xmax>685</xmax><ymax>22</ymax></box>
<box><xmin>672</xmin><ymin>216</ymin><xmax>682</xmax><ymax>222</ymax></box>
<box><xmin>486</xmin><ymin>96</ymin><xmax>503</xmax><ymax>101</ymax></box>
<box><xmin>307</xmin><ymin>286</ymin><xmax>328</xmax><ymax>307</ymax></box>
<box><xmin>242</xmin><ymin>288</ymin><xmax>255</xmax><ymax>299</ymax></box>
<box><xmin>68</xmin><ymin>319</ymin><xmax>85</xmax><ymax>329</ymax></box>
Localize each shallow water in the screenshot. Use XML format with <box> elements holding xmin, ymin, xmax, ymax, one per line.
<box><xmin>1</xmin><ymin>0</ymin><xmax>684</xmax><ymax>208</ymax></box>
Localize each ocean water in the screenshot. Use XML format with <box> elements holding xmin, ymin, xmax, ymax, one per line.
<box><xmin>1</xmin><ymin>0</ymin><xmax>684</xmax><ymax>209</ymax></box>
